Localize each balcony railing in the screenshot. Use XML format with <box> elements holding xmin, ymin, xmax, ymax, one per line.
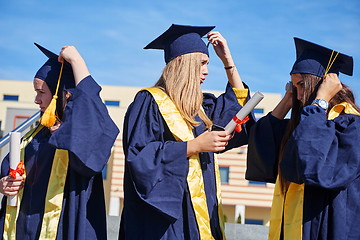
<box><xmin>0</xmin><ymin>111</ymin><xmax>41</xmax><ymax>149</ymax></box>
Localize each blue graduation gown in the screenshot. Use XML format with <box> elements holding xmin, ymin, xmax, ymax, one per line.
<box><xmin>0</xmin><ymin>76</ymin><xmax>119</xmax><ymax>240</ymax></box>
<box><xmin>119</xmin><ymin>83</ymin><xmax>255</xmax><ymax>240</ymax></box>
<box><xmin>246</xmin><ymin>105</ymin><xmax>360</xmax><ymax>240</ymax></box>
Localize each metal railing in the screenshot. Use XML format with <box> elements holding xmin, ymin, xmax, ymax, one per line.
<box><xmin>0</xmin><ymin>111</ymin><xmax>41</xmax><ymax>149</ymax></box>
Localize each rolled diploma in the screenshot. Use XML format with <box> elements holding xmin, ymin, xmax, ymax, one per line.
<box><xmin>8</xmin><ymin>132</ymin><xmax>21</xmax><ymax>206</ymax></box>
<box><xmin>224</xmin><ymin>91</ymin><xmax>264</xmax><ymax>134</ymax></box>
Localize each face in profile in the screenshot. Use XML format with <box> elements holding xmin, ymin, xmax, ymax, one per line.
<box><xmin>33</xmin><ymin>78</ymin><xmax>52</xmax><ymax>112</ymax></box>
<box><xmin>200</xmin><ymin>53</ymin><xmax>209</xmax><ymax>84</ymax></box>
<box><xmin>291</xmin><ymin>73</ymin><xmax>305</xmax><ymax>104</ymax></box>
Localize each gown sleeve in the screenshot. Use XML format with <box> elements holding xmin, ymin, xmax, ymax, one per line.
<box><xmin>49</xmin><ymin>76</ymin><xmax>119</xmax><ymax>177</ymax></box>
<box><xmin>123</xmin><ymin>91</ymin><xmax>188</xmax><ymax>221</ymax></box>
<box><xmin>203</xmin><ymin>82</ymin><xmax>256</xmax><ymax>149</ymax></box>
<box><xmin>246</xmin><ymin>113</ymin><xmax>289</xmax><ymax>183</ymax></box>
<box><xmin>0</xmin><ymin>155</ymin><xmax>10</xmax><ymax>179</ymax></box>
<box><xmin>280</xmin><ymin>105</ymin><xmax>360</xmax><ymax>190</ymax></box>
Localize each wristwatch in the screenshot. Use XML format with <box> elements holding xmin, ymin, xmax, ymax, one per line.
<box><xmin>312</xmin><ymin>99</ymin><xmax>328</xmax><ymax>110</ymax></box>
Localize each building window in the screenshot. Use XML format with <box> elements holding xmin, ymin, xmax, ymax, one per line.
<box><xmin>248</xmin><ymin>180</ymin><xmax>266</xmax><ymax>186</ymax></box>
<box><xmin>245</xmin><ymin>219</ymin><xmax>263</xmax><ymax>225</ymax></box>
<box><xmin>253</xmin><ymin>108</ymin><xmax>264</xmax><ymax>114</ymax></box>
<box><xmin>3</xmin><ymin>95</ymin><xmax>19</xmax><ymax>101</ymax></box>
<box><xmin>104</xmin><ymin>100</ymin><xmax>120</xmax><ymax>107</ymax></box>
<box><xmin>13</xmin><ymin>115</ymin><xmax>31</xmax><ymax>129</ymax></box>
<box><xmin>219</xmin><ymin>166</ymin><xmax>229</xmax><ymax>184</ymax></box>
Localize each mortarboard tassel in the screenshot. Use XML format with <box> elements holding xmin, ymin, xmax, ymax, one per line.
<box><xmin>323</xmin><ymin>50</ymin><xmax>339</xmax><ymax>78</ymax></box>
<box><xmin>41</xmin><ymin>62</ymin><xmax>64</xmax><ymax>127</ymax></box>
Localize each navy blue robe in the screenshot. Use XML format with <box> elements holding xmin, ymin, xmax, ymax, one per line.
<box><xmin>0</xmin><ymin>76</ymin><xmax>119</xmax><ymax>240</ymax></box>
<box><xmin>246</xmin><ymin>105</ymin><xmax>360</xmax><ymax>240</ymax></box>
<box><xmin>119</xmin><ymin>83</ymin><xmax>255</xmax><ymax>240</ymax></box>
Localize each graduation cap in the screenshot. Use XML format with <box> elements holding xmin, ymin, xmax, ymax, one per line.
<box><xmin>34</xmin><ymin>43</ymin><xmax>75</xmax><ymax>127</ymax></box>
<box><xmin>144</xmin><ymin>24</ymin><xmax>215</xmax><ymax>63</ymax></box>
<box><xmin>290</xmin><ymin>37</ymin><xmax>353</xmax><ymax>77</ymax></box>
<box><xmin>34</xmin><ymin>43</ymin><xmax>75</xmax><ymax>94</ymax></box>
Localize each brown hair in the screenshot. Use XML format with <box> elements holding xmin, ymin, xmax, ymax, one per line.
<box><xmin>328</xmin><ymin>84</ymin><xmax>360</xmax><ymax>113</ymax></box>
<box><xmin>55</xmin><ymin>90</ymin><xmax>71</xmax><ymax>124</ymax></box>
<box><xmin>154</xmin><ymin>52</ymin><xmax>212</xmax><ymax>129</ymax></box>
<box><xmin>278</xmin><ymin>73</ymin><xmax>360</xmax><ymax>192</ymax></box>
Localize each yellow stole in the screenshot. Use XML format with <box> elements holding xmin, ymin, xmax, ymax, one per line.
<box><xmin>143</xmin><ymin>87</ymin><xmax>224</xmax><ymax>240</ymax></box>
<box><xmin>3</xmin><ymin>125</ymin><xmax>69</xmax><ymax>240</ymax></box>
<box><xmin>269</xmin><ymin>102</ymin><xmax>360</xmax><ymax>240</ymax></box>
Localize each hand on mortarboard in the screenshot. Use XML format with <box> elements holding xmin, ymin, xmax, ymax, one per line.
<box><xmin>58</xmin><ymin>46</ymin><xmax>90</xmax><ymax>86</ymax></box>
<box><xmin>315</xmin><ymin>73</ymin><xmax>342</xmax><ymax>102</ymax></box>
<box><xmin>58</xmin><ymin>46</ymin><xmax>82</xmax><ymax>65</ymax></box>
<box><xmin>207</xmin><ymin>31</ymin><xmax>244</xmax><ymax>89</ymax></box>
<box><xmin>207</xmin><ymin>31</ymin><xmax>234</xmax><ymax>66</ymax></box>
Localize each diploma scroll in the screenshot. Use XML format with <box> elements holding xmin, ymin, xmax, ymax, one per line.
<box><xmin>8</xmin><ymin>132</ymin><xmax>21</xmax><ymax>206</ymax></box>
<box><xmin>224</xmin><ymin>91</ymin><xmax>264</xmax><ymax>134</ymax></box>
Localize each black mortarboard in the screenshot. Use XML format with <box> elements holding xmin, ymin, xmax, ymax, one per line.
<box><xmin>290</xmin><ymin>37</ymin><xmax>353</xmax><ymax>77</ymax></box>
<box><xmin>144</xmin><ymin>24</ymin><xmax>215</xmax><ymax>64</ymax></box>
<box><xmin>34</xmin><ymin>43</ymin><xmax>75</xmax><ymax>95</ymax></box>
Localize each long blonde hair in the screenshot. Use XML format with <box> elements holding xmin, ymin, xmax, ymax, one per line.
<box><xmin>154</xmin><ymin>52</ymin><xmax>212</xmax><ymax>129</ymax></box>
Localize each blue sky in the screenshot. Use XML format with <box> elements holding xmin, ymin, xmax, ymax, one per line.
<box><xmin>1</xmin><ymin>0</ymin><xmax>359</xmax><ymax>101</ymax></box>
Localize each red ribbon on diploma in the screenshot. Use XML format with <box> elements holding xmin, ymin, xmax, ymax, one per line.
<box><xmin>9</xmin><ymin>161</ymin><xmax>25</xmax><ymax>179</ymax></box>
<box><xmin>233</xmin><ymin>115</ymin><xmax>250</xmax><ymax>132</ymax></box>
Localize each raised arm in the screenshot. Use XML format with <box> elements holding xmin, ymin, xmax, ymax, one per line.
<box><xmin>314</xmin><ymin>73</ymin><xmax>342</xmax><ymax>102</ymax></box>
<box><xmin>58</xmin><ymin>46</ymin><xmax>90</xmax><ymax>85</ymax></box>
<box><xmin>207</xmin><ymin>31</ymin><xmax>244</xmax><ymax>89</ymax></box>
<box><xmin>271</xmin><ymin>87</ymin><xmax>293</xmax><ymax>119</ymax></box>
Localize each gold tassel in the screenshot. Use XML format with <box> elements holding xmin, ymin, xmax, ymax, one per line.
<box><xmin>41</xmin><ymin>62</ymin><xmax>64</xmax><ymax>127</ymax></box>
<box><xmin>323</xmin><ymin>50</ymin><xmax>339</xmax><ymax>78</ymax></box>
<box><xmin>41</xmin><ymin>95</ymin><xmax>58</xmax><ymax>127</ymax></box>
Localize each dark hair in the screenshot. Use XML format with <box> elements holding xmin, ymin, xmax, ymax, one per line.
<box><xmin>328</xmin><ymin>84</ymin><xmax>360</xmax><ymax>113</ymax></box>
<box><xmin>277</xmin><ymin>74</ymin><xmax>359</xmax><ymax>192</ymax></box>
<box><xmin>55</xmin><ymin>90</ymin><xmax>71</xmax><ymax>123</ymax></box>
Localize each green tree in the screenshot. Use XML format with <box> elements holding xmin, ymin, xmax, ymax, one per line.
<box><xmin>236</xmin><ymin>213</ymin><xmax>242</xmax><ymax>224</ymax></box>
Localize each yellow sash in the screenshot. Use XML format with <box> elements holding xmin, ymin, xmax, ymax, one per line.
<box><xmin>3</xmin><ymin>125</ymin><xmax>69</xmax><ymax>240</ymax></box>
<box><xmin>143</xmin><ymin>87</ymin><xmax>223</xmax><ymax>240</ymax></box>
<box><xmin>213</xmin><ymin>154</ymin><xmax>226</xmax><ymax>240</ymax></box>
<box><xmin>39</xmin><ymin>148</ymin><xmax>69</xmax><ymax>239</ymax></box>
<box><xmin>328</xmin><ymin>102</ymin><xmax>360</xmax><ymax>120</ymax></box>
<box><xmin>269</xmin><ymin>178</ymin><xmax>304</xmax><ymax>240</ymax></box>
<box><xmin>269</xmin><ymin>102</ymin><xmax>360</xmax><ymax>240</ymax></box>
<box><xmin>3</xmin><ymin>126</ymin><xmax>42</xmax><ymax>240</ymax></box>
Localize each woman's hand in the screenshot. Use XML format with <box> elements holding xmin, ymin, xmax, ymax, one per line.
<box><xmin>207</xmin><ymin>31</ymin><xmax>244</xmax><ymax>89</ymax></box>
<box><xmin>49</xmin><ymin>121</ymin><xmax>61</xmax><ymax>134</ymax></box>
<box><xmin>316</xmin><ymin>73</ymin><xmax>342</xmax><ymax>102</ymax></box>
<box><xmin>0</xmin><ymin>175</ymin><xmax>24</xmax><ymax>196</ymax></box>
<box><xmin>187</xmin><ymin>130</ymin><xmax>231</xmax><ymax>157</ymax></box>
<box><xmin>58</xmin><ymin>46</ymin><xmax>90</xmax><ymax>86</ymax></box>
<box><xmin>271</xmin><ymin>82</ymin><xmax>293</xmax><ymax>119</ymax></box>
<box><xmin>58</xmin><ymin>46</ymin><xmax>82</xmax><ymax>65</ymax></box>
<box><xmin>207</xmin><ymin>31</ymin><xmax>233</xmax><ymax>65</ymax></box>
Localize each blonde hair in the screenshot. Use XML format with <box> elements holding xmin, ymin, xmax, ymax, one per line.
<box><xmin>154</xmin><ymin>52</ymin><xmax>212</xmax><ymax>129</ymax></box>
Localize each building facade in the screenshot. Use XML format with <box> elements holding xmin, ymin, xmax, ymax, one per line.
<box><xmin>0</xmin><ymin>79</ymin><xmax>281</xmax><ymax>226</ymax></box>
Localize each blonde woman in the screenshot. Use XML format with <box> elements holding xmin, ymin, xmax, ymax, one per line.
<box><xmin>119</xmin><ymin>24</ymin><xmax>255</xmax><ymax>240</ymax></box>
